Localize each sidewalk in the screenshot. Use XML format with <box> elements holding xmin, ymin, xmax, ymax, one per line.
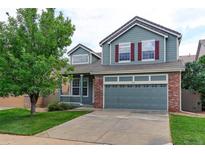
<box><xmin>0</xmin><ymin>134</ymin><xmax>94</xmax><ymax>145</ymax></box>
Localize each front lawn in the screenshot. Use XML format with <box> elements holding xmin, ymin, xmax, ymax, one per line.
<box><xmin>170</xmin><ymin>114</ymin><xmax>205</xmax><ymax>145</ymax></box>
<box><xmin>0</xmin><ymin>108</ymin><xmax>90</xmax><ymax>135</ymax></box>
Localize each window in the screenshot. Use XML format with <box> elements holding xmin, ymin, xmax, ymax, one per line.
<box><xmin>119</xmin><ymin>43</ymin><xmax>131</xmax><ymax>62</ymax></box>
<box><xmin>142</xmin><ymin>40</ymin><xmax>155</xmax><ymax>61</ymax></box>
<box><xmin>105</xmin><ymin>76</ymin><xmax>118</xmax><ymax>82</ymax></box>
<box><xmin>72</xmin><ymin>54</ymin><xmax>89</xmax><ymax>64</ymax></box>
<box><xmin>134</xmin><ymin>76</ymin><xmax>149</xmax><ymax>81</ymax></box>
<box><xmin>72</xmin><ymin>78</ymin><xmax>88</xmax><ymax>96</ymax></box>
<box><xmin>151</xmin><ymin>75</ymin><xmax>166</xmax><ymax>81</ymax></box>
<box><xmin>119</xmin><ymin>76</ymin><xmax>133</xmax><ymax>81</ymax></box>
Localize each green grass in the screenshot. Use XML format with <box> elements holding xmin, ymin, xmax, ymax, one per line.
<box><xmin>0</xmin><ymin>108</ymin><xmax>90</xmax><ymax>135</ymax></box>
<box><xmin>170</xmin><ymin>114</ymin><xmax>205</xmax><ymax>145</ymax></box>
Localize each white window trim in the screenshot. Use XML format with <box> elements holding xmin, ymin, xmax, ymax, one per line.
<box><xmin>118</xmin><ymin>42</ymin><xmax>131</xmax><ymax>63</ymax></box>
<box><xmin>176</xmin><ymin>38</ymin><xmax>179</xmax><ymax>60</ymax></box>
<box><xmin>61</xmin><ymin>78</ymin><xmax>89</xmax><ymax>97</ymax></box>
<box><xmin>104</xmin><ymin>74</ymin><xmax>168</xmax><ymax>85</ymax></box>
<box><xmin>72</xmin><ymin>54</ymin><xmax>89</xmax><ymax>65</ymax></box>
<box><xmin>141</xmin><ymin>39</ymin><xmax>155</xmax><ymax>61</ymax></box>
<box><xmin>164</xmin><ymin>37</ymin><xmax>166</xmax><ymax>62</ymax></box>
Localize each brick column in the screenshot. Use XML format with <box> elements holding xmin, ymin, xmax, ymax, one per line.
<box><xmin>93</xmin><ymin>75</ymin><xmax>103</xmax><ymax>108</ymax></box>
<box><xmin>168</xmin><ymin>72</ymin><xmax>181</xmax><ymax>112</ymax></box>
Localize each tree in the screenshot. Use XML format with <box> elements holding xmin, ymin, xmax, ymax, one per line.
<box><xmin>0</xmin><ymin>8</ymin><xmax>75</xmax><ymax>115</ymax></box>
<box><xmin>182</xmin><ymin>55</ymin><xmax>205</xmax><ymax>105</ymax></box>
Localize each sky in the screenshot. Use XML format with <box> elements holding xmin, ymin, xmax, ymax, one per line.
<box><xmin>1</xmin><ymin>8</ymin><xmax>205</xmax><ymax>56</ymax></box>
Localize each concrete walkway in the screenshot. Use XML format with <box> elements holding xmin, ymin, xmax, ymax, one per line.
<box><xmin>0</xmin><ymin>134</ymin><xmax>93</xmax><ymax>145</ymax></box>
<box><xmin>37</xmin><ymin>110</ymin><xmax>172</xmax><ymax>145</ymax></box>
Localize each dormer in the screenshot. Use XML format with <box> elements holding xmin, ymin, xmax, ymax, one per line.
<box><xmin>68</xmin><ymin>44</ymin><xmax>101</xmax><ymax>65</ymax></box>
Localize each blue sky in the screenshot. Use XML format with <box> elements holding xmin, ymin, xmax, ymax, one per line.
<box><xmin>1</xmin><ymin>8</ymin><xmax>205</xmax><ymax>56</ymax></box>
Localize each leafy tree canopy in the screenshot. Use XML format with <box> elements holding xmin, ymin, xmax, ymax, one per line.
<box><xmin>0</xmin><ymin>8</ymin><xmax>75</xmax><ymax>114</ymax></box>
<box><xmin>182</xmin><ymin>55</ymin><xmax>205</xmax><ymax>105</ymax></box>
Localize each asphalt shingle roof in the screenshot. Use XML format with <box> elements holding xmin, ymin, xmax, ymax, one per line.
<box><xmin>63</xmin><ymin>60</ymin><xmax>185</xmax><ymax>75</ymax></box>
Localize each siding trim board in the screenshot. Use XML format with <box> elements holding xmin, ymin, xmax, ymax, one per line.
<box><xmin>164</xmin><ymin>37</ymin><xmax>166</xmax><ymax>62</ymax></box>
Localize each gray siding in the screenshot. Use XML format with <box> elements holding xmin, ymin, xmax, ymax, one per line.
<box><xmin>60</xmin><ymin>76</ymin><xmax>93</xmax><ymax>105</ymax></box>
<box><xmin>70</xmin><ymin>47</ymin><xmax>100</xmax><ymax>64</ymax></box>
<box><xmin>166</xmin><ymin>34</ymin><xmax>177</xmax><ymax>62</ymax></box>
<box><xmin>104</xmin><ymin>84</ymin><xmax>167</xmax><ymax>110</ymax></box>
<box><xmin>91</xmin><ymin>55</ymin><xmax>99</xmax><ymax>63</ymax></box>
<box><xmin>102</xmin><ymin>43</ymin><xmax>110</xmax><ymax>65</ymax></box>
<box><xmin>102</xmin><ymin>25</ymin><xmax>178</xmax><ymax>65</ymax></box>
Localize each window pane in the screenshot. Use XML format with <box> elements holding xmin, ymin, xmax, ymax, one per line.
<box><xmin>83</xmin><ymin>79</ymin><xmax>88</xmax><ymax>87</ymax></box>
<box><xmin>72</xmin><ymin>88</ymin><xmax>79</xmax><ymax>95</ymax></box>
<box><xmin>105</xmin><ymin>77</ymin><xmax>118</xmax><ymax>82</ymax></box>
<box><xmin>73</xmin><ymin>55</ymin><xmax>89</xmax><ymax>64</ymax></box>
<box><xmin>135</xmin><ymin>76</ymin><xmax>149</xmax><ymax>81</ymax></box>
<box><xmin>119</xmin><ymin>76</ymin><xmax>133</xmax><ymax>81</ymax></box>
<box><xmin>151</xmin><ymin>75</ymin><xmax>166</xmax><ymax>81</ymax></box>
<box><xmin>142</xmin><ymin>40</ymin><xmax>155</xmax><ymax>51</ymax></box>
<box><xmin>73</xmin><ymin>79</ymin><xmax>80</xmax><ymax>87</ymax></box>
<box><xmin>83</xmin><ymin>88</ymin><xmax>87</xmax><ymax>96</ymax></box>
<box><xmin>119</xmin><ymin>53</ymin><xmax>130</xmax><ymax>61</ymax></box>
<box><xmin>142</xmin><ymin>51</ymin><xmax>154</xmax><ymax>59</ymax></box>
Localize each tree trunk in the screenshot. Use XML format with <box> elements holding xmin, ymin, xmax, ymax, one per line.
<box><xmin>29</xmin><ymin>94</ymin><xmax>39</xmax><ymax>115</ymax></box>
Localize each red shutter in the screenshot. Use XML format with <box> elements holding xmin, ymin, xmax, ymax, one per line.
<box><xmin>115</xmin><ymin>44</ymin><xmax>119</xmax><ymax>63</ymax></box>
<box><xmin>155</xmin><ymin>40</ymin><xmax>159</xmax><ymax>60</ymax></box>
<box><xmin>131</xmin><ymin>43</ymin><xmax>134</xmax><ymax>61</ymax></box>
<box><xmin>138</xmin><ymin>42</ymin><xmax>142</xmax><ymax>61</ymax></box>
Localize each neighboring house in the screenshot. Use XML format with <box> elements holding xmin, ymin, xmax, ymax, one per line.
<box><xmin>179</xmin><ymin>39</ymin><xmax>205</xmax><ymax>64</ymax></box>
<box><xmin>60</xmin><ymin>16</ymin><xmax>185</xmax><ymax>112</ymax></box>
<box><xmin>179</xmin><ymin>54</ymin><xmax>196</xmax><ymax>64</ymax></box>
<box><xmin>196</xmin><ymin>39</ymin><xmax>205</xmax><ymax>60</ymax></box>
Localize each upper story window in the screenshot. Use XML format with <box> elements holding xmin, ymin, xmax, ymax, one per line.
<box><xmin>119</xmin><ymin>43</ymin><xmax>131</xmax><ymax>62</ymax></box>
<box><xmin>142</xmin><ymin>40</ymin><xmax>155</xmax><ymax>61</ymax></box>
<box><xmin>72</xmin><ymin>54</ymin><xmax>89</xmax><ymax>65</ymax></box>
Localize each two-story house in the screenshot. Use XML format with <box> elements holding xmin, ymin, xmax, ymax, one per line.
<box><xmin>60</xmin><ymin>16</ymin><xmax>185</xmax><ymax>112</ymax></box>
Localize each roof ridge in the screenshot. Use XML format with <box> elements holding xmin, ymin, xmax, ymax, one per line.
<box><xmin>100</xmin><ymin>15</ymin><xmax>182</xmax><ymax>45</ymax></box>
<box><xmin>134</xmin><ymin>16</ymin><xmax>181</xmax><ymax>35</ymax></box>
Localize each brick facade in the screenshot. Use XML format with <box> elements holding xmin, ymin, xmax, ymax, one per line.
<box><xmin>168</xmin><ymin>72</ymin><xmax>181</xmax><ymax>112</ymax></box>
<box><xmin>93</xmin><ymin>75</ymin><xmax>103</xmax><ymax>108</ymax></box>
<box><xmin>93</xmin><ymin>72</ymin><xmax>181</xmax><ymax>112</ymax></box>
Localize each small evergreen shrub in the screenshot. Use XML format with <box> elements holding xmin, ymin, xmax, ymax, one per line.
<box><xmin>48</xmin><ymin>102</ymin><xmax>76</xmax><ymax>112</ymax></box>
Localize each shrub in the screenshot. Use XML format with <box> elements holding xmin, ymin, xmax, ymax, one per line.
<box><xmin>48</xmin><ymin>102</ymin><xmax>76</xmax><ymax>112</ymax></box>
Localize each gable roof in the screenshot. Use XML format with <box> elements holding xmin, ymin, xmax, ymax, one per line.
<box><xmin>196</xmin><ymin>39</ymin><xmax>205</xmax><ymax>60</ymax></box>
<box><xmin>67</xmin><ymin>44</ymin><xmax>101</xmax><ymax>59</ymax></box>
<box><xmin>99</xmin><ymin>16</ymin><xmax>182</xmax><ymax>46</ymax></box>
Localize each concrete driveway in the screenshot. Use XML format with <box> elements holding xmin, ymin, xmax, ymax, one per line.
<box><xmin>36</xmin><ymin>110</ymin><xmax>171</xmax><ymax>145</ymax></box>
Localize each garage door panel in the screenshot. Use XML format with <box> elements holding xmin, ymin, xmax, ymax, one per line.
<box><xmin>104</xmin><ymin>84</ymin><xmax>167</xmax><ymax>110</ymax></box>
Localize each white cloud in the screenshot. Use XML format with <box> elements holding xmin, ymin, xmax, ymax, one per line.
<box><xmin>0</xmin><ymin>8</ymin><xmax>205</xmax><ymax>56</ymax></box>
